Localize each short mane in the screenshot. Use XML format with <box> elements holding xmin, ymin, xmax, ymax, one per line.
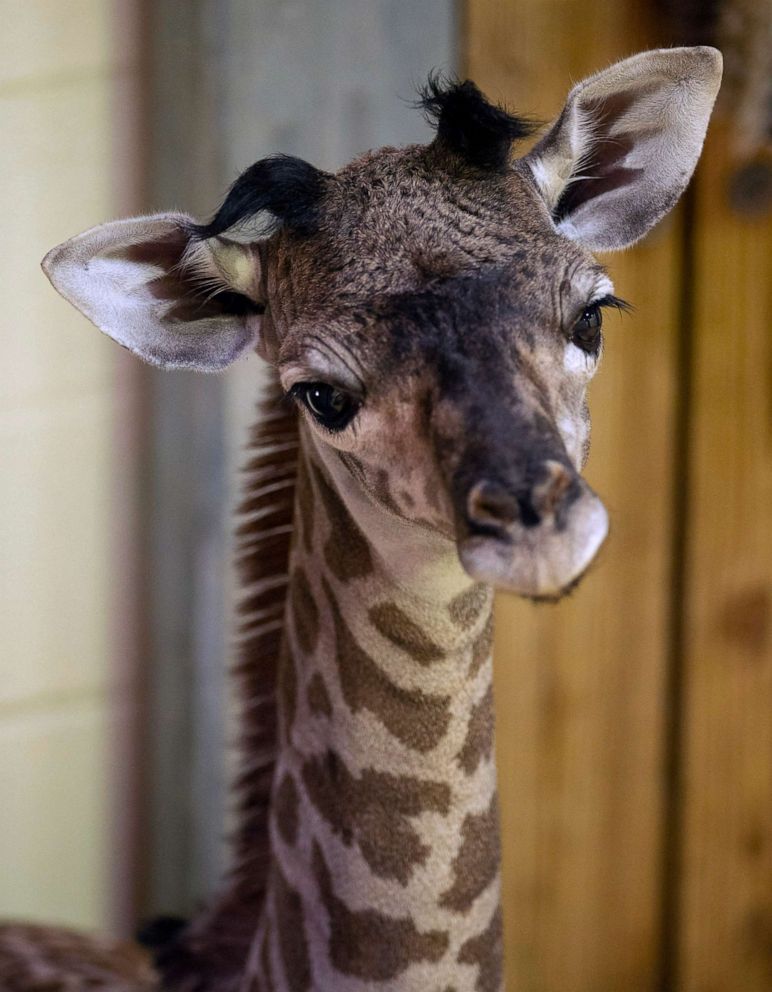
<box><xmin>153</xmin><ymin>371</ymin><xmax>299</xmax><ymax>989</ymax></box>
<box><xmin>231</xmin><ymin>371</ymin><xmax>298</xmax><ymax>890</ymax></box>
<box><xmin>419</xmin><ymin>72</ymin><xmax>537</xmax><ymax>171</ymax></box>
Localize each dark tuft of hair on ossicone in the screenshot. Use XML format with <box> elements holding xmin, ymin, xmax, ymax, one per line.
<box><xmin>191</xmin><ymin>154</ymin><xmax>330</xmax><ymax>240</ymax></box>
<box><xmin>418</xmin><ymin>71</ymin><xmax>538</xmax><ymax>172</ymax></box>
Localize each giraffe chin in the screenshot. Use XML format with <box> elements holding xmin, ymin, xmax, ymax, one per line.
<box><xmin>457</xmin><ymin>493</ymin><xmax>609</xmax><ymax>601</ymax></box>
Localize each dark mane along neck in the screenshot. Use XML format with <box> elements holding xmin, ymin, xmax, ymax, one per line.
<box><xmin>232</xmin><ymin>372</ymin><xmax>298</xmax><ymax>888</ymax></box>
<box><xmin>155</xmin><ymin>370</ymin><xmax>298</xmax><ymax>991</ymax></box>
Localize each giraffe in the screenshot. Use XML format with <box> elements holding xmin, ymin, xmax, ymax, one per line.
<box><xmin>2</xmin><ymin>47</ymin><xmax>721</xmax><ymax>992</ymax></box>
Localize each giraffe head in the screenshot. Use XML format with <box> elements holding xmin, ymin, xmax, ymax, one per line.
<box><xmin>43</xmin><ymin>48</ymin><xmax>721</xmax><ymax>599</ymax></box>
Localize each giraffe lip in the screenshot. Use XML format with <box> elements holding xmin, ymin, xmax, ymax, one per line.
<box><xmin>457</xmin><ymin>492</ymin><xmax>609</xmax><ymax>598</ymax></box>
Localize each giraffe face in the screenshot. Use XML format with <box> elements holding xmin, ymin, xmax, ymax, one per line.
<box><xmin>271</xmin><ymin>149</ymin><xmax>613</xmax><ymax>599</ymax></box>
<box><xmin>43</xmin><ymin>54</ymin><xmax>723</xmax><ymax>596</ymax></box>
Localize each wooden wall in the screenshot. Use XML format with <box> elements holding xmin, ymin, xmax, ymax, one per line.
<box><xmin>466</xmin><ymin>3</ymin><xmax>772</xmax><ymax>990</ymax></box>
<box><xmin>0</xmin><ymin>0</ymin><xmax>145</xmax><ymax>935</ymax></box>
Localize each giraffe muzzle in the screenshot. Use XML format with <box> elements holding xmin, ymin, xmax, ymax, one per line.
<box><xmin>458</xmin><ymin>467</ymin><xmax>609</xmax><ymax>599</ymax></box>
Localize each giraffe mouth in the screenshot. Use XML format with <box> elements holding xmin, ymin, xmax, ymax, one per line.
<box><xmin>457</xmin><ymin>488</ymin><xmax>609</xmax><ymax>599</ymax></box>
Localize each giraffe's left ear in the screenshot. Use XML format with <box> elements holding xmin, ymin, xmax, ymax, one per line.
<box><xmin>523</xmin><ymin>47</ymin><xmax>722</xmax><ymax>251</ymax></box>
<box><xmin>42</xmin><ymin>213</ymin><xmax>265</xmax><ymax>371</ymax></box>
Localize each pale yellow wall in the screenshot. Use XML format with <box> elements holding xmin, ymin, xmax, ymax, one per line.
<box><xmin>0</xmin><ymin>3</ymin><xmax>140</xmax><ymax>931</ymax></box>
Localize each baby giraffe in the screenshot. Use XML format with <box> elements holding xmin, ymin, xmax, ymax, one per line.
<box><xmin>2</xmin><ymin>47</ymin><xmax>721</xmax><ymax>992</ymax></box>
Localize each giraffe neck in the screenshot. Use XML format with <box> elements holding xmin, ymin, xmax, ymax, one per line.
<box><xmin>248</xmin><ymin>430</ymin><xmax>502</xmax><ymax>992</ymax></box>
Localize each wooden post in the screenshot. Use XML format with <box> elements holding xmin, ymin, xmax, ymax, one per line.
<box><xmin>466</xmin><ymin>3</ymin><xmax>682</xmax><ymax>988</ymax></box>
<box><xmin>677</xmin><ymin>121</ymin><xmax>772</xmax><ymax>992</ymax></box>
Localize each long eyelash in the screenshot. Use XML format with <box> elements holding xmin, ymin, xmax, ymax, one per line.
<box><xmin>594</xmin><ymin>294</ymin><xmax>634</xmax><ymax>314</ymax></box>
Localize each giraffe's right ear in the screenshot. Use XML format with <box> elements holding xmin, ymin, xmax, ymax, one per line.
<box><xmin>523</xmin><ymin>47</ymin><xmax>722</xmax><ymax>251</ymax></box>
<box><xmin>41</xmin><ymin>213</ymin><xmax>265</xmax><ymax>371</ymax></box>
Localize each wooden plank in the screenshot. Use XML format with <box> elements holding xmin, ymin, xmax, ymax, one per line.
<box><xmin>678</xmin><ymin>123</ymin><xmax>772</xmax><ymax>992</ymax></box>
<box><xmin>465</xmin><ymin>3</ymin><xmax>681</xmax><ymax>988</ymax></box>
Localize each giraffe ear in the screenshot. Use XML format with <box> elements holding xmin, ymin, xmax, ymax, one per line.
<box><xmin>42</xmin><ymin>213</ymin><xmax>265</xmax><ymax>371</ymax></box>
<box><xmin>523</xmin><ymin>47</ymin><xmax>722</xmax><ymax>251</ymax></box>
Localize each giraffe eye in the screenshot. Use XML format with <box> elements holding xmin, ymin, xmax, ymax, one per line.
<box><xmin>570</xmin><ymin>294</ymin><xmax>632</xmax><ymax>355</ymax></box>
<box><xmin>292</xmin><ymin>382</ymin><xmax>358</xmax><ymax>430</ymax></box>
<box><xmin>571</xmin><ymin>303</ymin><xmax>603</xmax><ymax>353</ymax></box>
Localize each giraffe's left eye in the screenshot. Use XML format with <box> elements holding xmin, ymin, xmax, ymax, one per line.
<box><xmin>570</xmin><ymin>294</ymin><xmax>632</xmax><ymax>355</ymax></box>
<box><xmin>571</xmin><ymin>303</ymin><xmax>603</xmax><ymax>353</ymax></box>
<box><xmin>292</xmin><ymin>382</ymin><xmax>359</xmax><ymax>431</ymax></box>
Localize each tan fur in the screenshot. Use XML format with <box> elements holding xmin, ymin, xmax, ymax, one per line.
<box><xmin>242</xmin><ymin>432</ymin><xmax>501</xmax><ymax>990</ymax></box>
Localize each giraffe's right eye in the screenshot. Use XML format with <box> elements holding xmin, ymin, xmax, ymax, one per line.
<box><xmin>291</xmin><ymin>382</ymin><xmax>359</xmax><ymax>431</ymax></box>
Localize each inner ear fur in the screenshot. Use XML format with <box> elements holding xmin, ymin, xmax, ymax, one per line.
<box><xmin>42</xmin><ymin>213</ymin><xmax>264</xmax><ymax>372</ymax></box>
<box><xmin>524</xmin><ymin>46</ymin><xmax>723</xmax><ymax>251</ymax></box>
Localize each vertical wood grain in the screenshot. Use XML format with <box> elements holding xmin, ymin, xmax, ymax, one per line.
<box><xmin>466</xmin><ymin>3</ymin><xmax>681</xmax><ymax>988</ymax></box>
<box><xmin>678</xmin><ymin>123</ymin><xmax>772</xmax><ymax>992</ymax></box>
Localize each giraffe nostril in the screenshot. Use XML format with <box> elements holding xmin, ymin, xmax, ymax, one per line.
<box><xmin>531</xmin><ymin>459</ymin><xmax>577</xmax><ymax>523</ymax></box>
<box><xmin>516</xmin><ymin>494</ymin><xmax>541</xmax><ymax>528</ymax></box>
<box><xmin>466</xmin><ymin>480</ymin><xmax>520</xmax><ymax>536</ymax></box>
<box><xmin>466</xmin><ymin>463</ymin><xmax>579</xmax><ymax>537</ymax></box>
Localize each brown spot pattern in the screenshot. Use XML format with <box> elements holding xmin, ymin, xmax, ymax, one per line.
<box><xmin>469</xmin><ymin>614</ymin><xmax>494</xmax><ymax>678</ymax></box>
<box><xmin>339</xmin><ymin>451</ymin><xmax>367</xmax><ymax>485</ymax></box>
<box><xmin>289</xmin><ymin>565</ymin><xmax>319</xmax><ymax>656</ymax></box>
<box><xmin>0</xmin><ymin>923</ymin><xmax>156</xmax><ymax>991</ymax></box>
<box><xmin>302</xmin><ymin>749</ymin><xmax>451</xmax><ymax>884</ymax></box>
<box><xmin>457</xmin><ymin>684</ymin><xmax>494</xmax><ymax>775</ymax></box>
<box><xmin>458</xmin><ymin>906</ymin><xmax>504</xmax><ymax>992</ymax></box>
<box><xmin>448</xmin><ymin>583</ymin><xmax>489</xmax><ymax>628</ymax></box>
<box><xmin>307</xmin><ymin>672</ymin><xmax>332</xmax><ymax>717</ymax></box>
<box><xmin>274</xmin><ymin>772</ymin><xmax>300</xmax><ymax>847</ymax></box>
<box><xmin>322</xmin><ymin>577</ymin><xmax>451</xmax><ymax>752</ymax></box>
<box><xmin>373</xmin><ymin>467</ymin><xmax>403</xmax><ymax>514</ymax></box>
<box><xmin>296</xmin><ymin>450</ymin><xmax>315</xmax><ymax>554</ymax></box>
<box><xmin>439</xmin><ymin>795</ymin><xmax>501</xmax><ymax>913</ymax></box>
<box><xmin>272</xmin><ymin>862</ymin><xmax>311</xmax><ymax>992</ymax></box>
<box><xmin>312</xmin><ymin>463</ymin><xmax>373</xmax><ymax>581</ymax></box>
<box><xmin>369</xmin><ymin>601</ymin><xmax>445</xmax><ymax>664</ymax></box>
<box><xmin>312</xmin><ymin>841</ymin><xmax>449</xmax><ymax>980</ymax></box>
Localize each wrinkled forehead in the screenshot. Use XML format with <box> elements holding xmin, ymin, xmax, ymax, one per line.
<box><xmin>278</xmin><ymin>150</ymin><xmax>565</xmax><ymax>301</ymax></box>
<box><xmin>272</xmin><ymin>147</ymin><xmax>605</xmax><ymax>370</ymax></box>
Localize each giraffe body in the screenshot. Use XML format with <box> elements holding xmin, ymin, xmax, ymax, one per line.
<box><xmin>3</xmin><ymin>48</ymin><xmax>722</xmax><ymax>992</ymax></box>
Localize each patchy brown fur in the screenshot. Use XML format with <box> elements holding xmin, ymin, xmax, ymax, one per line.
<box><xmin>0</xmin><ymin>924</ymin><xmax>156</xmax><ymax>992</ymax></box>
